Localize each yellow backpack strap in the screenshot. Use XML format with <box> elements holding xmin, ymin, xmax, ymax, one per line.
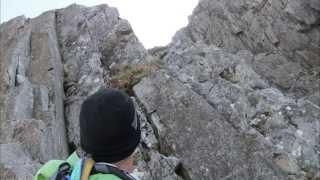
<box><xmin>80</xmin><ymin>158</ymin><xmax>95</xmax><ymax>180</ymax></box>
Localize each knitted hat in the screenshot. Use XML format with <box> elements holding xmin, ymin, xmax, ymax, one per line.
<box><xmin>80</xmin><ymin>88</ymin><xmax>141</xmax><ymax>163</ymax></box>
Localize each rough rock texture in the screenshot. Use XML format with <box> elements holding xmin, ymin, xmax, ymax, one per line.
<box><xmin>172</xmin><ymin>0</ymin><xmax>320</xmax><ymax>99</ymax></box>
<box><xmin>56</xmin><ymin>4</ymin><xmax>147</xmax><ymax>147</ymax></box>
<box><xmin>134</xmin><ymin>70</ymin><xmax>289</xmax><ymax>180</ymax></box>
<box><xmin>133</xmin><ymin>98</ymin><xmax>182</xmax><ymax>180</ymax></box>
<box><xmin>141</xmin><ymin>0</ymin><xmax>319</xmax><ymax>179</ymax></box>
<box><xmin>0</xmin><ymin>143</ymin><xmax>40</xmax><ymax>179</ymax></box>
<box><xmin>0</xmin><ymin>12</ymin><xmax>69</xmax><ymax>178</ymax></box>
<box><xmin>1</xmin><ymin>0</ymin><xmax>319</xmax><ymax>179</ymax></box>
<box><xmin>0</xmin><ymin>4</ymin><xmax>149</xmax><ymax>179</ymax></box>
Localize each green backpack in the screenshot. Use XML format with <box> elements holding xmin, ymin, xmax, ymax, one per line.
<box><xmin>34</xmin><ymin>152</ymin><xmax>137</xmax><ymax>180</ymax></box>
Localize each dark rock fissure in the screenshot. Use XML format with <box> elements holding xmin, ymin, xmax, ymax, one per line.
<box><xmin>14</xmin><ymin>56</ymin><xmax>19</xmax><ymax>87</ymax></box>
<box><xmin>133</xmin><ymin>89</ymin><xmax>190</xmax><ymax>179</ymax></box>
<box><xmin>174</xmin><ymin>163</ymin><xmax>192</xmax><ymax>180</ymax></box>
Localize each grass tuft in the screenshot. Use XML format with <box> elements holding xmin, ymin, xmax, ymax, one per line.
<box><xmin>107</xmin><ymin>57</ymin><xmax>163</xmax><ymax>95</ymax></box>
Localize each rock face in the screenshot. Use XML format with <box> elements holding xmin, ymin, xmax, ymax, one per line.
<box><xmin>0</xmin><ymin>11</ymin><xmax>69</xmax><ymax>171</ymax></box>
<box><xmin>56</xmin><ymin>4</ymin><xmax>146</xmax><ymax>147</ymax></box>
<box><xmin>140</xmin><ymin>0</ymin><xmax>319</xmax><ymax>178</ymax></box>
<box><xmin>0</xmin><ymin>0</ymin><xmax>319</xmax><ymax>180</ymax></box>
<box><xmin>141</xmin><ymin>0</ymin><xmax>319</xmax><ymax>179</ymax></box>
<box><xmin>134</xmin><ymin>71</ymin><xmax>288</xmax><ymax>179</ymax></box>
<box><xmin>171</xmin><ymin>0</ymin><xmax>320</xmax><ymax>99</ymax></box>
<box><xmin>0</xmin><ymin>4</ymin><xmax>148</xmax><ymax>179</ymax></box>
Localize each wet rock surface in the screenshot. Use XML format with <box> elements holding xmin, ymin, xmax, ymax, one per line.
<box><xmin>1</xmin><ymin>0</ymin><xmax>319</xmax><ymax>179</ymax></box>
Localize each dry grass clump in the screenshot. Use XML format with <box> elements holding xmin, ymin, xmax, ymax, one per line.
<box><xmin>108</xmin><ymin>58</ymin><xmax>162</xmax><ymax>95</ymax></box>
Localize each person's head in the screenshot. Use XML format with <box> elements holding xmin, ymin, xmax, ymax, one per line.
<box><xmin>79</xmin><ymin>88</ymin><xmax>141</xmax><ymax>171</ymax></box>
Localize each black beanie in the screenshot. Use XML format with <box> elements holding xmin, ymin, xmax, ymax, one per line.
<box><xmin>80</xmin><ymin>88</ymin><xmax>141</xmax><ymax>163</ymax></box>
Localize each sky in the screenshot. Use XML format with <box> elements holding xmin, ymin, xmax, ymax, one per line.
<box><xmin>0</xmin><ymin>0</ymin><xmax>198</xmax><ymax>48</ymax></box>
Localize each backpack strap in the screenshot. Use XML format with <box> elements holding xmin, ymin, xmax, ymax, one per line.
<box><xmin>50</xmin><ymin>162</ymin><xmax>71</xmax><ymax>180</ymax></box>
<box><xmin>80</xmin><ymin>158</ymin><xmax>95</xmax><ymax>180</ymax></box>
<box><xmin>70</xmin><ymin>159</ymin><xmax>82</xmax><ymax>180</ymax></box>
<box><xmin>92</xmin><ymin>163</ymin><xmax>137</xmax><ymax>180</ymax></box>
<box><xmin>51</xmin><ymin>157</ymin><xmax>137</xmax><ymax>180</ymax></box>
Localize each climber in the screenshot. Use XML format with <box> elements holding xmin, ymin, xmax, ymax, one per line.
<box><xmin>34</xmin><ymin>88</ymin><xmax>141</xmax><ymax>180</ymax></box>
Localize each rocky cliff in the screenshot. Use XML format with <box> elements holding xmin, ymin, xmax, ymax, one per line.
<box><xmin>0</xmin><ymin>1</ymin><xmax>319</xmax><ymax>180</ymax></box>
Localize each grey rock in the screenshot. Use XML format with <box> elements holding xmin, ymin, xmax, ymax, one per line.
<box><xmin>1</xmin><ymin>1</ymin><xmax>319</xmax><ymax>179</ymax></box>
<box><xmin>133</xmin><ymin>97</ymin><xmax>180</xmax><ymax>180</ymax></box>
<box><xmin>134</xmin><ymin>147</ymin><xmax>182</xmax><ymax>180</ymax></box>
<box><xmin>134</xmin><ymin>71</ymin><xmax>288</xmax><ymax>180</ymax></box>
<box><xmin>145</xmin><ymin>151</ymin><xmax>181</xmax><ymax>180</ymax></box>
<box><xmin>273</xmin><ymin>154</ymin><xmax>300</xmax><ymax>175</ymax></box>
<box><xmin>253</xmin><ymin>53</ymin><xmax>319</xmax><ymax>97</ymax></box>
<box><xmin>0</xmin><ymin>143</ymin><xmax>40</xmax><ymax>180</ymax></box>
<box><xmin>10</xmin><ymin>119</ymin><xmax>52</xmax><ymax>163</ymax></box>
<box><xmin>158</xmin><ymin>0</ymin><xmax>320</xmax><ymax>178</ymax></box>
<box><xmin>0</xmin><ymin>4</ymin><xmax>149</xmax><ymax>179</ymax></box>
<box><xmin>170</xmin><ymin>0</ymin><xmax>320</xmax><ymax>99</ymax></box>
<box><xmin>0</xmin><ymin>11</ymin><xmax>69</xmax><ymax>162</ymax></box>
<box><xmin>132</xmin><ymin>98</ymin><xmax>159</xmax><ymax>150</ymax></box>
<box><xmin>160</xmin><ymin>41</ymin><xmax>319</xmax><ymax>178</ymax></box>
<box><xmin>56</xmin><ymin>4</ymin><xmax>147</xmax><ymax>146</ymax></box>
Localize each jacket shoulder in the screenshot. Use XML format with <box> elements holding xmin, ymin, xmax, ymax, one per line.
<box><xmin>33</xmin><ymin>160</ymin><xmax>65</xmax><ymax>180</ymax></box>
<box><xmin>33</xmin><ymin>152</ymin><xmax>79</xmax><ymax>180</ymax></box>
